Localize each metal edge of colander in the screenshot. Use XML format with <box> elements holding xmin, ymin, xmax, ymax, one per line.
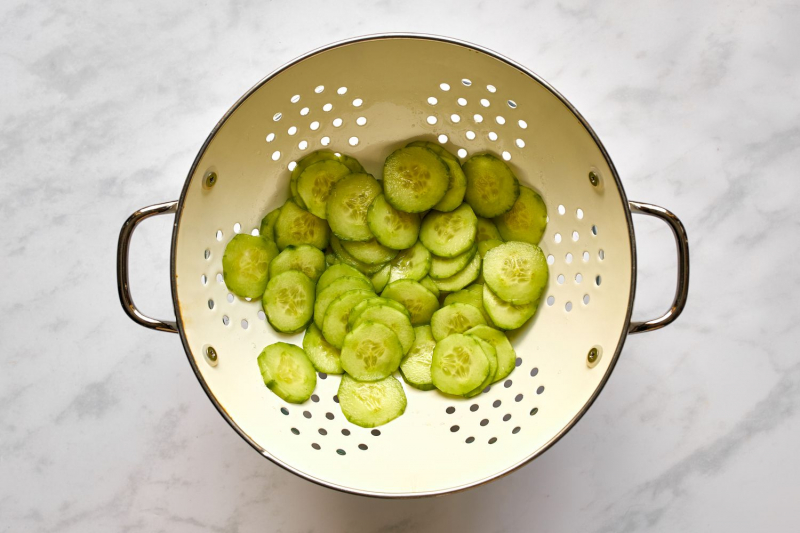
<box><xmin>168</xmin><ymin>33</ymin><xmax>638</xmax><ymax>498</ymax></box>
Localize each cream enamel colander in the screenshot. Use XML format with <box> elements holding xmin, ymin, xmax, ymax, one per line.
<box><xmin>116</xmin><ymin>34</ymin><xmax>689</xmax><ymax>498</ymax></box>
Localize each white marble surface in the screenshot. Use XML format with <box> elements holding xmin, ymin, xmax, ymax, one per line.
<box><xmin>2</xmin><ymin>0</ymin><xmax>799</xmax><ymax>531</ymax></box>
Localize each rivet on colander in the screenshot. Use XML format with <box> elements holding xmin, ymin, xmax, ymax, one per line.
<box><xmin>206</xmin><ymin>346</ymin><xmax>217</xmax><ymax>362</ymax></box>
<box><xmin>587</xmin><ymin>346</ymin><xmax>603</xmax><ymax>368</ymax></box>
<box><xmin>588</xmin><ymin>171</ymin><xmax>600</xmax><ymax>186</ymax></box>
<box><xmin>203</xmin><ymin>172</ymin><xmax>217</xmax><ymax>189</ymax></box>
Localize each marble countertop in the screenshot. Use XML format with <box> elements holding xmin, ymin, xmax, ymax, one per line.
<box><xmin>2</xmin><ymin>1</ymin><xmax>799</xmax><ymax>531</ymax></box>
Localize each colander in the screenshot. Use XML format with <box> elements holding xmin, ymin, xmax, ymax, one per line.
<box><xmin>116</xmin><ymin>34</ymin><xmax>689</xmax><ymax>498</ymax></box>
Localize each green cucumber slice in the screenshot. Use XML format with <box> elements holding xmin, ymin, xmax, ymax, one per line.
<box><xmin>370</xmin><ymin>263</ymin><xmax>391</xmax><ymax>292</ymax></box>
<box><xmin>406</xmin><ymin>141</ymin><xmax>467</xmax><ymax>212</ymax></box>
<box><xmin>331</xmin><ymin>236</ymin><xmax>387</xmax><ymax>275</ymax></box>
<box><xmin>340</xmin><ymin>238</ymin><xmax>398</xmax><ymax>265</ymax></box>
<box><xmin>389</xmin><ymin>241</ymin><xmax>431</xmax><ymax>283</ymax></box>
<box><xmin>477</xmin><ymin>239</ymin><xmax>503</xmax><ymax>258</ymax></box>
<box><xmin>420</xmin><ymin>276</ymin><xmax>440</xmax><ymax>298</ymax></box>
<box><xmin>419</xmin><ymin>203</ymin><xmax>477</xmax><ymax>258</ymax></box>
<box><xmin>381</xmin><ymin>279</ymin><xmax>440</xmax><ymax>326</ymax></box>
<box><xmin>316</xmin><ymin>263</ymin><xmax>368</xmax><ymax>294</ymax></box>
<box><xmin>326</xmin><ymin>173</ymin><xmax>382</xmax><ymax>242</ymax></box>
<box><xmin>268</xmin><ymin>244</ymin><xmax>326</xmax><ymax>281</ymax></box>
<box><xmin>222</xmin><ymin>234</ymin><xmax>279</xmax><ymax>298</ymax></box>
<box><xmin>399</xmin><ymin>325</ymin><xmax>436</xmax><ymax>391</ymax></box>
<box><xmin>322</xmin><ymin>289</ymin><xmax>376</xmax><ymax>349</ymax></box>
<box><xmin>296</xmin><ymin>160</ymin><xmax>352</xmax><ymax>219</ymax></box>
<box><xmin>431</xmin><ymin>334</ymin><xmax>489</xmax><ymax>396</ymax></box>
<box><xmin>259</xmin><ymin>208</ymin><xmax>281</xmax><ymax>241</ymax></box>
<box><xmin>466</xmin><ymin>325</ymin><xmax>516</xmax><ymax>383</ymax></box>
<box><xmin>290</xmin><ymin>151</ymin><xmax>364</xmax><ymax>200</ymax></box>
<box><xmin>463</xmin><ymin>154</ymin><xmax>520</xmax><ymax>218</ymax></box>
<box><xmin>261</xmin><ymin>271</ymin><xmax>315</xmax><ymax>333</ymax></box>
<box><xmin>493</xmin><ymin>186</ymin><xmax>548</xmax><ymax>244</ymax></box>
<box><xmin>483</xmin><ymin>241</ymin><xmax>548</xmax><ymax>305</ymax></box>
<box><xmin>348</xmin><ymin>297</ymin><xmax>410</xmax><ymax>330</ymax></box>
<box><xmin>274</xmin><ymin>200</ymin><xmax>330</xmax><ymax>251</ymax></box>
<box><xmin>351</xmin><ymin>304</ymin><xmax>415</xmax><ymax>354</ymax></box>
<box><xmin>482</xmin><ymin>284</ymin><xmax>538</xmax><ymax>330</ymax></box>
<box><xmin>430</xmin><ymin>302</ymin><xmax>487</xmax><ymax>341</ymax></box>
<box><xmin>302</xmin><ymin>323</ymin><xmax>343</xmax><ymax>374</ymax></box>
<box><xmin>340</xmin><ymin>322</ymin><xmax>404</xmax><ymax>381</ymax></box>
<box><xmin>432</xmin><ymin>252</ymin><xmax>482</xmax><ymax>292</ymax></box>
<box><xmin>383</xmin><ymin>146</ymin><xmax>449</xmax><ymax>212</ymax></box>
<box><xmin>476</xmin><ymin>217</ymin><xmax>502</xmax><ymax>242</ymax></box>
<box><xmin>337</xmin><ymin>374</ymin><xmax>406</xmax><ymax>428</ymax></box>
<box><xmin>464</xmin><ymin>336</ymin><xmax>498</xmax><ymax>398</ymax></box>
<box><xmin>443</xmin><ymin>284</ymin><xmax>495</xmax><ymax>327</ymax></box>
<box><xmin>366</xmin><ymin>194</ymin><xmax>421</xmax><ymax>250</ymax></box>
<box><xmin>406</xmin><ymin>140</ymin><xmax>458</xmax><ymax>162</ymax></box>
<box><xmin>429</xmin><ymin>245</ymin><xmax>478</xmax><ymax>279</ymax></box>
<box><xmin>257</xmin><ymin>343</ymin><xmax>317</xmax><ymax>404</ymax></box>
<box><xmin>313</xmin><ymin>275</ymin><xmax>373</xmax><ymax>329</ymax></box>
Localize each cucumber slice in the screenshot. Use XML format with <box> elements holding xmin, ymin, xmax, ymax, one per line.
<box><xmin>383</xmin><ymin>146</ymin><xmax>449</xmax><ymax>212</ymax></box>
<box><xmin>316</xmin><ymin>263</ymin><xmax>368</xmax><ymax>294</ymax></box>
<box><xmin>261</xmin><ymin>271</ymin><xmax>315</xmax><ymax>333</ymax></box>
<box><xmin>297</xmin><ymin>160</ymin><xmax>352</xmax><ymax>219</ymax></box>
<box><xmin>257</xmin><ymin>343</ymin><xmax>317</xmax><ymax>404</ymax></box>
<box><xmin>274</xmin><ymin>200</ymin><xmax>330</xmax><ymax>251</ymax></box>
<box><xmin>340</xmin><ymin>322</ymin><xmax>404</xmax><ymax>381</ymax></box>
<box><xmin>493</xmin><ymin>186</ymin><xmax>548</xmax><ymax>244</ymax></box>
<box><xmin>476</xmin><ymin>217</ymin><xmax>502</xmax><ymax>242</ymax></box>
<box><xmin>400</xmin><ymin>325</ymin><xmax>436</xmax><ymax>391</ymax></box>
<box><xmin>222</xmin><ymin>234</ymin><xmax>279</xmax><ymax>299</ymax></box>
<box><xmin>290</xmin><ymin>151</ymin><xmax>364</xmax><ymax>200</ymax></box>
<box><xmin>348</xmin><ymin>297</ymin><xmax>410</xmax><ymax>330</ymax></box>
<box><xmin>463</xmin><ymin>154</ymin><xmax>520</xmax><ymax>218</ymax></box>
<box><xmin>322</xmin><ymin>289</ymin><xmax>376</xmax><ymax>348</ymax></box>
<box><xmin>430</xmin><ymin>302</ymin><xmax>487</xmax><ymax>341</ymax></box>
<box><xmin>268</xmin><ymin>244</ymin><xmax>326</xmax><ymax>282</ymax></box>
<box><xmin>259</xmin><ymin>208</ymin><xmax>281</xmax><ymax>241</ymax></box>
<box><xmin>381</xmin><ymin>279</ymin><xmax>440</xmax><ymax>326</ymax></box>
<box><xmin>431</xmin><ymin>334</ymin><xmax>490</xmax><ymax>396</ymax></box>
<box><xmin>432</xmin><ymin>252</ymin><xmax>482</xmax><ymax>293</ymax></box>
<box><xmin>313</xmin><ymin>275</ymin><xmax>373</xmax><ymax>329</ymax></box>
<box><xmin>370</xmin><ymin>263</ymin><xmax>391</xmax><ymax>292</ymax></box>
<box><xmin>443</xmin><ymin>284</ymin><xmax>495</xmax><ymax>327</ymax></box>
<box><xmin>406</xmin><ymin>140</ymin><xmax>458</xmax><ymax>162</ymax></box>
<box><xmin>406</xmin><ymin>141</ymin><xmax>467</xmax><ymax>212</ymax></box>
<box><xmin>483</xmin><ymin>241</ymin><xmax>548</xmax><ymax>305</ymax></box>
<box><xmin>419</xmin><ymin>276</ymin><xmax>440</xmax><ymax>298</ymax></box>
<box><xmin>477</xmin><ymin>239</ymin><xmax>503</xmax><ymax>258</ymax></box>
<box><xmin>341</xmin><ymin>238</ymin><xmax>398</xmax><ymax>265</ymax></box>
<box><xmin>327</xmin><ymin>173</ymin><xmax>382</xmax><ymax>242</ymax></box>
<box><xmin>302</xmin><ymin>323</ymin><xmax>343</xmax><ymax>374</ymax></box>
<box><xmin>338</xmin><ymin>374</ymin><xmax>407</xmax><ymax>428</ymax></box>
<box><xmin>367</xmin><ymin>194</ymin><xmax>421</xmax><ymax>250</ymax></box>
<box><xmin>466</xmin><ymin>325</ymin><xmax>516</xmax><ymax>383</ymax></box>
<box><xmin>389</xmin><ymin>241</ymin><xmax>431</xmax><ymax>283</ymax></box>
<box><xmin>331</xmin><ymin>236</ymin><xmax>387</xmax><ymax>275</ymax></box>
<box><xmin>482</xmin><ymin>284</ymin><xmax>538</xmax><ymax>330</ymax></box>
<box><xmin>419</xmin><ymin>203</ymin><xmax>477</xmax><ymax>258</ymax></box>
<box><xmin>351</xmin><ymin>304</ymin><xmax>415</xmax><ymax>354</ymax></box>
<box><xmin>429</xmin><ymin>245</ymin><xmax>478</xmax><ymax>280</ymax></box>
<box><xmin>463</xmin><ymin>336</ymin><xmax>498</xmax><ymax>398</ymax></box>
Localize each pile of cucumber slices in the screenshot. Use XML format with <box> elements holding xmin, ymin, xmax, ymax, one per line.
<box><xmin>222</xmin><ymin>141</ymin><xmax>549</xmax><ymax>428</ymax></box>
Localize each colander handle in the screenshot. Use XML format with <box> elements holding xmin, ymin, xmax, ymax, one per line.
<box><xmin>117</xmin><ymin>201</ymin><xmax>179</xmax><ymax>334</ymax></box>
<box><xmin>628</xmin><ymin>201</ymin><xmax>690</xmax><ymax>334</ymax></box>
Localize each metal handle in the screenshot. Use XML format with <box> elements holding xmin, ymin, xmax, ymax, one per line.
<box><xmin>117</xmin><ymin>201</ymin><xmax>179</xmax><ymax>333</ymax></box>
<box><xmin>628</xmin><ymin>201</ymin><xmax>690</xmax><ymax>334</ymax></box>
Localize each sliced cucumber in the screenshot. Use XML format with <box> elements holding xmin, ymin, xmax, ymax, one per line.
<box><xmin>406</xmin><ymin>141</ymin><xmax>467</xmax><ymax>212</ymax></box>
<box><xmin>389</xmin><ymin>241</ymin><xmax>431</xmax><ymax>283</ymax></box>
<box><xmin>443</xmin><ymin>284</ymin><xmax>495</xmax><ymax>327</ymax></box>
<box><xmin>400</xmin><ymin>325</ymin><xmax>436</xmax><ymax>391</ymax></box>
<box><xmin>274</xmin><ymin>200</ymin><xmax>330</xmax><ymax>251</ymax></box>
<box><xmin>340</xmin><ymin>322</ymin><xmax>403</xmax><ymax>381</ymax></box>
<box><xmin>367</xmin><ymin>194</ymin><xmax>421</xmax><ymax>250</ymax></box>
<box><xmin>257</xmin><ymin>343</ymin><xmax>317</xmax><ymax>404</ymax></box>
<box><xmin>381</xmin><ymin>279</ymin><xmax>440</xmax><ymax>326</ymax></box>
<box><xmin>268</xmin><ymin>244</ymin><xmax>326</xmax><ymax>282</ymax></box>
<box><xmin>290</xmin><ymin>151</ymin><xmax>364</xmax><ymax>200</ymax></box>
<box><xmin>483</xmin><ymin>241</ymin><xmax>548</xmax><ymax>305</ymax></box>
<box><xmin>477</xmin><ymin>239</ymin><xmax>503</xmax><ymax>258</ymax></box>
<box><xmin>463</xmin><ymin>154</ymin><xmax>520</xmax><ymax>218</ymax></box>
<box><xmin>348</xmin><ymin>297</ymin><xmax>410</xmax><ymax>330</ymax></box>
<box><xmin>341</xmin><ymin>238</ymin><xmax>398</xmax><ymax>265</ymax></box>
<box><xmin>466</xmin><ymin>325</ymin><xmax>516</xmax><ymax>383</ymax></box>
<box><xmin>432</xmin><ymin>252</ymin><xmax>482</xmax><ymax>293</ymax></box>
<box><xmin>419</xmin><ymin>276</ymin><xmax>440</xmax><ymax>298</ymax></box>
<box><xmin>322</xmin><ymin>289</ymin><xmax>376</xmax><ymax>349</ymax></box>
<box><xmin>338</xmin><ymin>374</ymin><xmax>406</xmax><ymax>428</ymax></box>
<box><xmin>463</xmin><ymin>336</ymin><xmax>498</xmax><ymax>398</ymax></box>
<box><xmin>302</xmin><ymin>323</ymin><xmax>343</xmax><ymax>374</ymax></box>
<box><xmin>351</xmin><ymin>304</ymin><xmax>415</xmax><ymax>354</ymax></box>
<box><xmin>476</xmin><ymin>217</ymin><xmax>502</xmax><ymax>242</ymax></box>
<box><xmin>482</xmin><ymin>284</ymin><xmax>538</xmax><ymax>330</ymax></box>
<box><xmin>431</xmin><ymin>334</ymin><xmax>489</xmax><ymax>396</ymax></box>
<box><xmin>370</xmin><ymin>263</ymin><xmax>391</xmax><ymax>292</ymax></box>
<box><xmin>262</xmin><ymin>271</ymin><xmax>315</xmax><ymax>333</ymax></box>
<box><xmin>494</xmin><ymin>186</ymin><xmax>548</xmax><ymax>244</ymax></box>
<box><xmin>327</xmin><ymin>173</ymin><xmax>382</xmax><ymax>242</ymax></box>
<box><xmin>297</xmin><ymin>160</ymin><xmax>352</xmax><ymax>219</ymax></box>
<box><xmin>406</xmin><ymin>140</ymin><xmax>458</xmax><ymax>162</ymax></box>
<box><xmin>222</xmin><ymin>234</ymin><xmax>279</xmax><ymax>298</ymax></box>
<box><xmin>383</xmin><ymin>146</ymin><xmax>449</xmax><ymax>212</ymax></box>
<box><xmin>331</xmin><ymin>236</ymin><xmax>387</xmax><ymax>275</ymax></box>
<box><xmin>429</xmin><ymin>245</ymin><xmax>477</xmax><ymax>279</ymax></box>
<box><xmin>259</xmin><ymin>207</ymin><xmax>281</xmax><ymax>241</ymax></box>
<box><xmin>430</xmin><ymin>302</ymin><xmax>487</xmax><ymax>341</ymax></box>
<box><xmin>316</xmin><ymin>263</ymin><xmax>368</xmax><ymax>294</ymax></box>
<box><xmin>419</xmin><ymin>204</ymin><xmax>477</xmax><ymax>258</ymax></box>
<box><xmin>313</xmin><ymin>275</ymin><xmax>373</xmax><ymax>329</ymax></box>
